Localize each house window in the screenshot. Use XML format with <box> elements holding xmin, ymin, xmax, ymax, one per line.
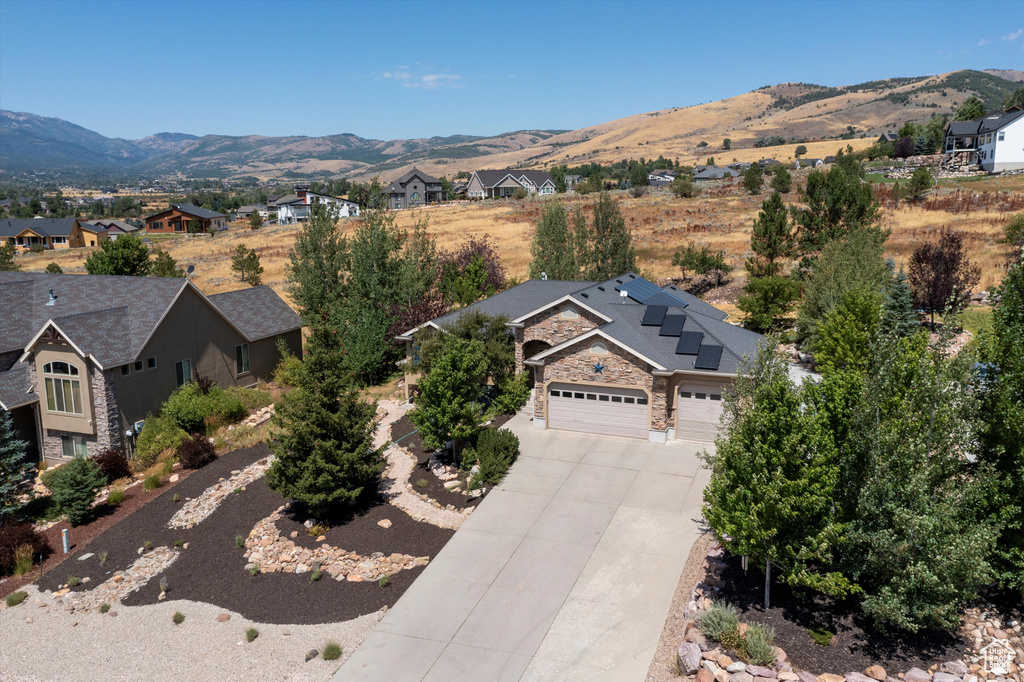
<box><xmin>51</xmin><ymin>236</ymin><xmax>67</xmax><ymax>244</ymax></box>
<box><xmin>589</xmin><ymin>342</ymin><xmax>608</xmax><ymax>355</ymax></box>
<box><xmin>235</xmin><ymin>344</ymin><xmax>250</xmax><ymax>374</ymax></box>
<box><xmin>549</xmin><ymin>390</ymin><xmax>560</xmax><ymax>397</ymax></box>
<box><xmin>637</xmin><ymin>397</ymin><xmax>649</xmax><ymax>405</ymax></box>
<box><xmin>121</xmin><ymin>365</ymin><xmax>130</xmax><ymax>376</ymax></box>
<box><xmin>998</xmin><ymin>131</ymin><xmax>1005</xmax><ymax>141</ymax></box>
<box><xmin>411</xmin><ymin>192</ymin><xmax>420</xmax><ymax>202</ymax></box>
<box><xmin>173</xmin><ymin>221</ymin><xmax>183</xmax><ymax>232</ymax></box>
<box><xmin>43</xmin><ymin>361</ymin><xmax>83</xmax><ymax>415</ymax></box>
<box><xmin>561</xmin><ymin>305</ymin><xmax>579</xmax><ymax>319</ymax></box>
<box><xmin>134</xmin><ymin>360</ymin><xmax>144</xmax><ymax>372</ymax></box>
<box><xmin>147</xmin><ymin>357</ymin><xmax>157</xmax><ymax>369</ymax></box>
<box><xmin>60</xmin><ymin>435</ymin><xmax>88</xmax><ymax>459</ymax></box>
<box><xmin>175</xmin><ymin>359</ymin><xmax>191</xmax><ymax>387</ymax></box>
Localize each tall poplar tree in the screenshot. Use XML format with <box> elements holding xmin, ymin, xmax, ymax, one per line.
<box><xmin>583</xmin><ymin>193</ymin><xmax>636</xmax><ymax>280</ymax></box>
<box><xmin>528</xmin><ymin>201</ymin><xmax>577</xmax><ymax>280</ymax></box>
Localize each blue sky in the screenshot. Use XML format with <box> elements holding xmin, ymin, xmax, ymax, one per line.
<box><xmin>1</xmin><ymin>0</ymin><xmax>1021</xmax><ymax>141</ymax></box>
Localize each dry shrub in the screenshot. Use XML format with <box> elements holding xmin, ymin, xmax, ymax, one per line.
<box><xmin>0</xmin><ymin>519</ymin><xmax>51</xmax><ymax>577</ymax></box>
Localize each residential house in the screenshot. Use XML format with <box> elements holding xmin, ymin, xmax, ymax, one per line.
<box><xmin>145</xmin><ymin>204</ymin><xmax>228</xmax><ymax>234</ymax></box>
<box><xmin>757</xmin><ymin>158</ymin><xmax>780</xmax><ymax>168</ymax></box>
<box><xmin>564</xmin><ymin>175</ymin><xmax>584</xmax><ymax>193</ymax></box>
<box><xmin>398</xmin><ymin>273</ymin><xmax>765</xmax><ymax>444</ymax></box>
<box><xmin>86</xmin><ymin>219</ymin><xmax>140</xmax><ymax>241</ymax></box>
<box><xmin>236</xmin><ymin>205</ymin><xmax>269</xmax><ymax>220</ymax></box>
<box><xmin>877</xmin><ymin>132</ymin><xmax>899</xmax><ymax>145</ymax></box>
<box><xmin>467</xmin><ymin>170</ymin><xmax>556</xmax><ymax>199</ymax></box>
<box><xmin>1</xmin><ymin>218</ymin><xmax>107</xmax><ymax>250</ymax></box>
<box><xmin>276</xmin><ymin>186</ymin><xmax>359</xmax><ymax>224</ymax></box>
<box><xmin>943</xmin><ymin>107</ymin><xmax>1024</xmax><ymax>172</ymax></box>
<box><xmin>0</xmin><ymin>272</ymin><xmax>302</xmax><ymax>464</ymax></box>
<box><xmin>693</xmin><ymin>167</ymin><xmax>740</xmax><ymax>181</ymax></box>
<box><xmin>793</xmin><ymin>158</ymin><xmax>824</xmax><ymax>169</ymax></box>
<box><xmin>647</xmin><ymin>169</ymin><xmax>678</xmax><ymax>186</ymax></box>
<box><xmin>823</xmin><ymin>155</ymin><xmax>836</xmax><ymax>165</ymax></box>
<box><xmin>386</xmin><ymin>169</ymin><xmax>446</xmax><ymax>210</ymax></box>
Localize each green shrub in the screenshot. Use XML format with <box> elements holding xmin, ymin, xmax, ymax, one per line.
<box><xmin>134</xmin><ymin>413</ymin><xmax>188</xmax><ymax>467</ymax></box>
<box><xmin>322</xmin><ymin>642</ymin><xmax>342</xmax><ymax>660</ymax></box>
<box><xmin>173</xmin><ymin>493</ymin><xmax>180</xmax><ymax>503</ymax></box>
<box><xmin>489</xmin><ymin>373</ymin><xmax>530</xmax><ymax>417</ymax></box>
<box><xmin>808</xmin><ymin>627</ymin><xmax>834</xmax><ymax>646</ymax></box>
<box><xmin>744</xmin><ymin>622</ymin><xmax>776</xmax><ymax>665</ymax></box>
<box><xmin>310</xmin><ymin>569</ymin><xmax>322</xmax><ymax>582</ymax></box>
<box><xmin>173</xmin><ymin>611</ymin><xmax>184</xmax><ymax>625</ymax></box>
<box><xmin>143</xmin><ymin>474</ymin><xmax>161</xmax><ymax>491</ymax></box>
<box><xmin>697</xmin><ymin>603</ymin><xmax>740</xmax><ymax>641</ymax></box>
<box><xmin>174</xmin><ymin>539</ymin><xmax>184</xmax><ymax>548</ymax></box>
<box><xmin>162</xmin><ymin>461</ymin><xmax>173</xmax><ymax>476</ymax></box>
<box><xmin>248</xmin><ymin>565</ymin><xmax>260</xmax><ymax>576</ymax></box>
<box><xmin>246</xmin><ymin>627</ymin><xmax>259</xmax><ymax>642</ymax></box>
<box><xmin>67</xmin><ymin>575</ymin><xmax>81</xmax><ymax>587</ymax></box>
<box><xmin>235</xmin><ymin>535</ymin><xmax>245</xmax><ymax>548</ymax></box>
<box><xmin>99</xmin><ymin>602</ymin><xmax>110</xmax><ymax>613</ymax></box>
<box><xmin>224</xmin><ymin>385</ymin><xmax>273</xmax><ymax>411</ymax></box>
<box><xmin>106</xmin><ymin>487</ymin><xmax>124</xmax><ymax>506</ymax></box>
<box><xmin>143</xmin><ymin>540</ymin><xmax>153</xmax><ymax>551</ymax></box>
<box><xmin>163</xmin><ymin>382</ymin><xmax>247</xmax><ymax>434</ymax></box>
<box><xmin>378</xmin><ymin>574</ymin><xmax>390</xmax><ymax>588</ymax></box>
<box><xmin>13</xmin><ymin>544</ymin><xmax>33</xmax><ymax>576</ymax></box>
<box><xmin>41</xmin><ymin>457</ymin><xmax>107</xmax><ymax>526</ymax></box>
<box><xmin>415</xmin><ymin>478</ymin><xmax>428</xmax><ymax>488</ymax></box>
<box><xmin>474</xmin><ymin>427</ymin><xmax>519</xmax><ymax>484</ymax></box>
<box><xmin>273</xmin><ymin>353</ymin><xmax>303</xmax><ymax>387</ymax></box>
<box><xmin>6</xmin><ymin>591</ymin><xmax>28</xmax><ymax>607</ymax></box>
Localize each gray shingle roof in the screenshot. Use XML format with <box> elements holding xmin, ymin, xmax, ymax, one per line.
<box><xmin>171</xmin><ymin>204</ymin><xmax>226</xmax><ymax>219</ymax></box>
<box><xmin>0</xmin><ymin>363</ymin><xmax>36</xmax><ymax>410</ymax></box>
<box><xmin>388</xmin><ymin>168</ymin><xmax>441</xmax><ymax>191</ymax></box>
<box><xmin>0</xmin><ymin>218</ymin><xmax>79</xmax><ymax>238</ymax></box>
<box><xmin>418</xmin><ymin>280</ymin><xmax>594</xmax><ymax>334</ymax></box>
<box><xmin>946</xmin><ymin>108</ymin><xmax>1024</xmax><ymax>136</ymax></box>
<box><xmin>207</xmin><ymin>286</ymin><xmax>303</xmax><ymax>341</ymax></box>
<box><xmin>472</xmin><ymin>169</ymin><xmax>554</xmax><ymax>188</ymax></box>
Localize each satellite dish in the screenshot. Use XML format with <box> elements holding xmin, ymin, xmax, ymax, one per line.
<box><xmin>186</xmin><ymin>264</ymin><xmax>195</xmax><ymax>279</ymax></box>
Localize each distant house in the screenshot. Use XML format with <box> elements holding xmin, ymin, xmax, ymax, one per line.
<box><xmin>647</xmin><ymin>169</ymin><xmax>677</xmax><ymax>186</ymax></box>
<box><xmin>386</xmin><ymin>168</ymin><xmax>445</xmax><ymax>210</ymax></box>
<box><xmin>943</xmin><ymin>107</ymin><xmax>1024</xmax><ymax>172</ymax></box>
<box><xmin>564</xmin><ymin>174</ymin><xmax>584</xmax><ymax>193</ymax></box>
<box><xmin>0</xmin><ymin>272</ymin><xmax>302</xmax><ymax>464</ymax></box>
<box><xmin>145</xmin><ymin>204</ymin><xmax>228</xmax><ymax>234</ymax></box>
<box><xmin>86</xmin><ymin>219</ymin><xmax>140</xmax><ymax>241</ymax></box>
<box><xmin>236</xmin><ymin>205</ymin><xmax>269</xmax><ymax>220</ymax></box>
<box><xmin>1</xmin><ymin>218</ymin><xmax>107</xmax><ymax>250</ymax></box>
<box><xmin>726</xmin><ymin>162</ymin><xmax>751</xmax><ymax>172</ymax></box>
<box><xmin>467</xmin><ymin>170</ymin><xmax>556</xmax><ymax>199</ymax></box>
<box><xmin>693</xmin><ymin>167</ymin><xmax>741</xmax><ymax>181</ymax></box>
<box><xmin>823</xmin><ymin>155</ymin><xmax>836</xmax><ymax>164</ymax></box>
<box><xmin>276</xmin><ymin>186</ymin><xmax>359</xmax><ymax>224</ymax></box>
<box><xmin>793</xmin><ymin>158</ymin><xmax>824</xmax><ymax>169</ymax></box>
<box><xmin>877</xmin><ymin>132</ymin><xmax>899</xmax><ymax>145</ymax></box>
<box><xmin>757</xmin><ymin>158</ymin><xmax>780</xmax><ymax>168</ymax></box>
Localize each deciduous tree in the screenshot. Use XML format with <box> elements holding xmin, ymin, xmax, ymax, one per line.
<box><xmin>811</xmin><ymin>288</ymin><xmax>882</xmax><ymax>374</ymax></box>
<box><xmin>85</xmin><ymin>234</ymin><xmax>151</xmax><ymax>277</ymax></box>
<box><xmin>581</xmin><ymin>193</ymin><xmax>636</xmax><ymax>280</ymax></box>
<box><xmin>907</xmin><ymin>230</ymin><xmax>981</xmax><ymax>324</ymax></box>
<box><xmin>954</xmin><ymin>95</ymin><xmax>985</xmax><ymax>121</ymax></box>
<box><xmin>408</xmin><ymin>337</ymin><xmax>486</xmax><ymax>454</ymax></box>
<box><xmin>529</xmin><ymin>201</ymin><xmax>577</xmax><ymax>280</ymax></box>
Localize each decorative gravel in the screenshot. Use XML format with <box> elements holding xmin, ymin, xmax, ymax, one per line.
<box><xmin>168</xmin><ymin>455</ymin><xmax>276</xmax><ymax>529</ymax></box>
<box><xmin>0</xmin><ymin>584</ymin><xmax>382</xmax><ymax>682</ymax></box>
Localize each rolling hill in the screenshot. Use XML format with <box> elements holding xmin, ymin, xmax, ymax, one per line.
<box><xmin>1</xmin><ymin>69</ymin><xmax>1020</xmax><ymax>183</ymax></box>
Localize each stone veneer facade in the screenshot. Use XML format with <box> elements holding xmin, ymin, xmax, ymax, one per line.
<box><xmin>533</xmin><ymin>338</ymin><xmax>669</xmax><ymax>433</ymax></box>
<box><xmin>514</xmin><ymin>304</ymin><xmax>602</xmax><ymax>371</ymax></box>
<box><xmin>37</xmin><ymin>362</ymin><xmax>120</xmax><ymax>461</ymax></box>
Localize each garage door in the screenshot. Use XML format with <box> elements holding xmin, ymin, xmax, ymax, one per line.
<box><xmin>676</xmin><ymin>384</ymin><xmax>725</xmax><ymax>443</ymax></box>
<box><xmin>547</xmin><ymin>383</ymin><xmax>649</xmax><ymax>439</ymax></box>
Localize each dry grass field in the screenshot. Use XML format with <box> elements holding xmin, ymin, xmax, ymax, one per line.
<box><xmin>14</xmin><ymin>178</ymin><xmax>1021</xmax><ymax>310</ymax></box>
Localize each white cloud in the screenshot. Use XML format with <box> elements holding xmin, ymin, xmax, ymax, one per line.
<box><xmin>1001</xmin><ymin>28</ymin><xmax>1023</xmax><ymax>41</ymax></box>
<box><xmin>380</xmin><ymin>66</ymin><xmax>463</xmax><ymax>90</ymax></box>
<box><xmin>978</xmin><ymin>37</ymin><xmax>992</xmax><ymax>46</ymax></box>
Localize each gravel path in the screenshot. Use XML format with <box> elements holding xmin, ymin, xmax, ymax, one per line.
<box><xmin>375</xmin><ymin>400</ymin><xmax>468</xmax><ymax>530</ymax></box>
<box><xmin>0</xmin><ymin>585</ymin><xmax>383</xmax><ymax>682</ymax></box>
<box><xmin>168</xmin><ymin>454</ymin><xmax>276</xmax><ymax>529</ymax></box>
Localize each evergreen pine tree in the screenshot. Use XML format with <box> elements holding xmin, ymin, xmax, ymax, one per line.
<box><xmin>877</xmin><ymin>268</ymin><xmax>919</xmax><ymax>340</ymax></box>
<box><xmin>266</xmin><ymin>332</ymin><xmax>382</xmax><ymax>521</ymax></box>
<box><xmin>528</xmin><ymin>201</ymin><xmax>577</xmax><ymax>280</ymax></box>
<box><xmin>0</xmin><ymin>410</ymin><xmax>30</xmax><ymax>521</ymax></box>
<box><xmin>770</xmin><ymin>165</ymin><xmax>792</xmax><ymax>194</ymax></box>
<box><xmin>739</xmin><ymin>192</ymin><xmax>800</xmax><ymax>332</ymax></box>
<box><xmin>743</xmin><ymin>162</ymin><xmax>764</xmax><ymax>195</ymax></box>
<box><xmin>1</xmin><ymin>243</ymin><xmax>21</xmax><ymax>272</ymax></box>
<box><xmin>583</xmin><ymin>193</ymin><xmax>636</xmax><ymax>280</ymax></box>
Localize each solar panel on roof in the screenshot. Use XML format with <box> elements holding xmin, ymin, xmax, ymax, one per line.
<box><xmin>643</xmin><ymin>291</ymin><xmax>689</xmax><ymax>308</ymax></box>
<box><xmin>694</xmin><ymin>345</ymin><xmax>723</xmax><ymax>370</ymax></box>
<box><xmin>676</xmin><ymin>331</ymin><xmax>703</xmax><ymax>355</ymax></box>
<box><xmin>614</xmin><ymin>278</ymin><xmax>663</xmax><ymax>304</ymax></box>
<box><xmin>659</xmin><ymin>314</ymin><xmax>686</xmax><ymax>336</ymax></box>
<box><xmin>641</xmin><ymin>305</ymin><xmax>668</xmax><ymax>326</ymax></box>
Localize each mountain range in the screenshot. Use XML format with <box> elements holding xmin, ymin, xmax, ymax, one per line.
<box><xmin>1</xmin><ymin>69</ymin><xmax>1021</xmax><ymax>184</ymax></box>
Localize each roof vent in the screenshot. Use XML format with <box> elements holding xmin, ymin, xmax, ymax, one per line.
<box><xmin>541</xmin><ymin>271</ymin><xmax>547</xmax><ymax>280</ymax></box>
<box><xmin>47</xmin><ymin>289</ymin><xmax>57</xmax><ymax>306</ymax></box>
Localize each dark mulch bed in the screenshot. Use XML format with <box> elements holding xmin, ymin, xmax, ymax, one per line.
<box><xmin>711</xmin><ymin>552</ymin><xmax>968</xmax><ymax>672</ymax></box>
<box><xmin>0</xmin><ymin>464</ymin><xmax>199</xmax><ymax>600</ymax></box>
<box><xmin>389</xmin><ymin>413</ymin><xmax>513</xmax><ymax>511</ymax></box>
<box><xmin>31</xmin><ymin>442</ymin><xmax>454</xmax><ymax>624</ymax></box>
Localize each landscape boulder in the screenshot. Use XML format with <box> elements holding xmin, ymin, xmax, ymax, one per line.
<box><xmin>932</xmin><ymin>673</ymin><xmax>960</xmax><ymax>682</ymax></box>
<box><xmin>904</xmin><ymin>668</ymin><xmax>932</xmax><ymax>682</ymax></box>
<box><xmin>939</xmin><ymin>663</ymin><xmax>968</xmax><ymax>678</ymax></box>
<box><xmin>677</xmin><ymin>643</ymin><xmax>702</xmax><ymax>675</ymax></box>
<box><xmin>748</xmin><ymin>666</ymin><xmax>777</xmax><ymax>678</ymax></box>
<box><xmin>865</xmin><ymin>667</ymin><xmax>887</xmax><ymax>681</ymax></box>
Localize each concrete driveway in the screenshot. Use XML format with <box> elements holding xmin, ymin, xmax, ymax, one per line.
<box><xmin>332</xmin><ymin>413</ymin><xmax>710</xmax><ymax>682</ymax></box>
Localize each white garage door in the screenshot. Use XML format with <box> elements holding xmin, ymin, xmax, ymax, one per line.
<box><xmin>547</xmin><ymin>383</ymin><xmax>650</xmax><ymax>440</ymax></box>
<box><xmin>676</xmin><ymin>384</ymin><xmax>725</xmax><ymax>443</ymax></box>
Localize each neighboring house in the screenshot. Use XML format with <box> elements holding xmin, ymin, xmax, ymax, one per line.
<box><xmin>693</xmin><ymin>167</ymin><xmax>740</xmax><ymax>181</ymax></box>
<box><xmin>878</xmin><ymin>132</ymin><xmax>899</xmax><ymax>145</ymax></box>
<box><xmin>757</xmin><ymin>158</ymin><xmax>780</xmax><ymax>168</ymax></box>
<box><xmin>823</xmin><ymin>155</ymin><xmax>836</xmax><ymax>164</ymax></box>
<box><xmin>397</xmin><ymin>272</ymin><xmax>765</xmax><ymax>444</ymax></box>
<box><xmin>943</xmin><ymin>107</ymin><xmax>1024</xmax><ymax>172</ymax></box>
<box><xmin>145</xmin><ymin>204</ymin><xmax>227</xmax><ymax>234</ymax></box>
<box><xmin>793</xmin><ymin>158</ymin><xmax>824</xmax><ymax>169</ymax></box>
<box><xmin>1</xmin><ymin>218</ymin><xmax>107</xmax><ymax>250</ymax></box>
<box><xmin>236</xmin><ymin>205</ymin><xmax>269</xmax><ymax>220</ymax></box>
<box><xmin>564</xmin><ymin>174</ymin><xmax>584</xmax><ymax>193</ymax></box>
<box><xmin>0</xmin><ymin>272</ymin><xmax>302</xmax><ymax>464</ymax></box>
<box><xmin>386</xmin><ymin>168</ymin><xmax>445</xmax><ymax>210</ymax></box>
<box><xmin>647</xmin><ymin>169</ymin><xmax>677</xmax><ymax>186</ymax></box>
<box><xmin>467</xmin><ymin>170</ymin><xmax>556</xmax><ymax>199</ymax></box>
<box><xmin>277</xmin><ymin>186</ymin><xmax>359</xmax><ymax>224</ymax></box>
<box><xmin>86</xmin><ymin>219</ymin><xmax>140</xmax><ymax>241</ymax></box>
<box><xmin>726</xmin><ymin>162</ymin><xmax>751</xmax><ymax>172</ymax></box>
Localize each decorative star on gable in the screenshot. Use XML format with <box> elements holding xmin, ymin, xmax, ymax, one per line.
<box><xmin>593</xmin><ymin>361</ymin><xmax>605</xmax><ymax>374</ymax></box>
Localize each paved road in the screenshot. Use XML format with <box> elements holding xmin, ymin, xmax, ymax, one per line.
<box><xmin>332</xmin><ymin>413</ymin><xmax>710</xmax><ymax>682</ymax></box>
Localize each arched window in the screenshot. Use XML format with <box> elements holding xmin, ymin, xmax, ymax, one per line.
<box><xmin>590</xmin><ymin>342</ymin><xmax>608</xmax><ymax>355</ymax></box>
<box><xmin>43</xmin><ymin>360</ymin><xmax>83</xmax><ymax>414</ymax></box>
<box><xmin>560</xmin><ymin>305</ymin><xmax>579</xmax><ymax>319</ymax></box>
